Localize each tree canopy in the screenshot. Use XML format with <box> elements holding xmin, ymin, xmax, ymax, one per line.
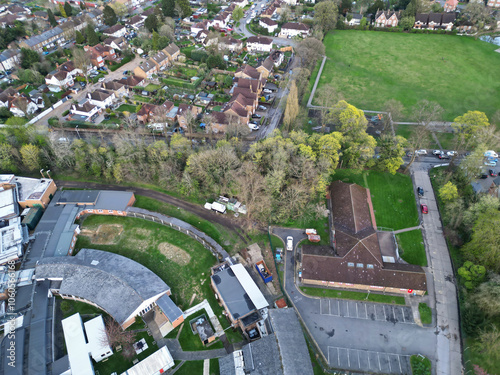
<box><xmin>103</xmin><ymin>5</ymin><xmax>118</xmax><ymax>26</ymax></box>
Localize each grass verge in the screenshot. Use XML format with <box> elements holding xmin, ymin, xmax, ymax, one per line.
<box><xmin>209</xmin><ymin>358</ymin><xmax>220</xmax><ymax>375</ymax></box>
<box><xmin>300</xmin><ymin>287</ymin><xmax>406</xmax><ymax>305</ymax></box>
<box><xmin>175</xmin><ymin>360</ymin><xmax>205</xmax><ymax>375</ymax></box>
<box><xmin>410</xmin><ymin>355</ymin><xmax>432</xmax><ymax>375</ymax></box>
<box><xmin>396</xmin><ymin>229</ymin><xmax>427</xmax><ymax>266</ymax></box>
<box><xmin>418</xmin><ymin>302</ymin><xmax>432</xmax><ymax>325</ymax></box>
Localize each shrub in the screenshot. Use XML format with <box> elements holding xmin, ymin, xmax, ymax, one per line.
<box><xmin>191</xmin><ymin>49</ymin><xmax>208</xmax><ymax>62</ymax></box>
<box><xmin>62</xmin><ymin>110</ymin><xmax>69</xmax><ymax>116</ymax></box>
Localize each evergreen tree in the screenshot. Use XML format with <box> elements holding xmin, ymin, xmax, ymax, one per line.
<box><xmin>178</xmin><ymin>0</ymin><xmax>192</xmax><ymax>18</ymax></box>
<box><xmin>103</xmin><ymin>5</ymin><xmax>118</xmax><ymax>26</ymax></box>
<box><xmin>161</xmin><ymin>0</ymin><xmax>175</xmax><ymax>17</ymax></box>
<box><xmin>75</xmin><ymin>30</ymin><xmax>85</xmax><ymax>44</ymax></box>
<box><xmin>86</xmin><ymin>23</ymin><xmax>99</xmax><ymax>46</ymax></box>
<box><xmin>152</xmin><ymin>31</ymin><xmax>159</xmax><ymax>50</ymax></box>
<box><xmin>59</xmin><ymin>3</ymin><xmax>67</xmax><ymax>18</ymax></box>
<box><xmin>145</xmin><ymin>14</ymin><xmax>159</xmax><ymax>32</ymax></box>
<box><xmin>47</xmin><ymin>9</ymin><xmax>57</xmax><ymax>27</ymax></box>
<box><xmin>64</xmin><ymin>2</ymin><xmax>72</xmax><ymax>17</ymax></box>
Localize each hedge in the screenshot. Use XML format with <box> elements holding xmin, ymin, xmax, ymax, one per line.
<box><xmin>109</xmin><ymin>55</ymin><xmax>135</xmax><ymax>72</ymax></box>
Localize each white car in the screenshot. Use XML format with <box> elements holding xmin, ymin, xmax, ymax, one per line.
<box><xmin>286</xmin><ymin>236</ymin><xmax>293</xmax><ymax>251</ymax></box>
<box><xmin>98</xmin><ymin>77</ymin><xmax>105</xmax><ymax>82</ymax></box>
<box><xmin>246</xmin><ymin>19</ymin><xmax>251</xmax><ymax>24</ymax></box>
<box><xmin>447</xmin><ymin>151</ymin><xmax>457</xmax><ymax>157</ymax></box>
<box><xmin>432</xmin><ymin>150</ymin><xmax>443</xmax><ymax>155</ymax></box>
<box><xmin>263</xmin><ymin>89</ymin><xmax>273</xmax><ymax>93</ymax></box>
<box><xmin>415</xmin><ymin>149</ymin><xmax>428</xmax><ymax>156</ymax></box>
<box><xmin>484</xmin><ymin>160</ymin><xmax>497</xmax><ymax>167</ymax></box>
<box><xmin>484</xmin><ymin>150</ymin><xmax>498</xmax><ymax>158</ymax></box>
<box><xmin>248</xmin><ymin>123</ymin><xmax>259</xmax><ymax>131</ymax></box>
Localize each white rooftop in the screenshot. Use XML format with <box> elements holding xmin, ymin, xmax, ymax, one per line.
<box><xmin>84</xmin><ymin>315</ymin><xmax>113</xmax><ymax>363</ymax></box>
<box><xmin>121</xmin><ymin>346</ymin><xmax>174</xmax><ymax>375</ymax></box>
<box><xmin>0</xmin><ymin>188</ymin><xmax>17</xmax><ymax>220</ymax></box>
<box><xmin>0</xmin><ymin>217</ymin><xmax>24</xmax><ymax>265</ymax></box>
<box><xmin>62</xmin><ymin>313</ymin><xmax>95</xmax><ymax>375</ymax></box>
<box><xmin>0</xmin><ymin>174</ymin><xmax>14</xmax><ymax>184</ymax></box>
<box><xmin>231</xmin><ymin>264</ymin><xmax>269</xmax><ymax>310</ymax></box>
<box><xmin>12</xmin><ymin>176</ymin><xmax>53</xmax><ymax>202</ymax></box>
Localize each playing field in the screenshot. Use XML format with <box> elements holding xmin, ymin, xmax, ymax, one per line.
<box><xmin>313</xmin><ymin>31</ymin><xmax>500</xmax><ymax>121</ymax></box>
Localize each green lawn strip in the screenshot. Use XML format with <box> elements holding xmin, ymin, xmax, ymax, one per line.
<box><xmin>76</xmin><ymin>215</ymin><xmax>217</xmax><ymax>310</ymax></box>
<box><xmin>418</xmin><ymin>302</ymin><xmax>432</xmax><ymax>325</ymax></box>
<box><xmin>332</xmin><ymin>170</ymin><xmax>419</xmax><ymax>230</ymax></box>
<box><xmin>316</xmin><ymin>31</ymin><xmax>500</xmax><ymax>121</ymax></box>
<box><xmin>133</xmin><ymin>94</ymin><xmax>152</xmax><ymax>103</ymax></box>
<box><xmin>178</xmin><ymin>308</ymin><xmax>224</xmax><ymax>351</ymax></box>
<box><xmin>144</xmin><ymin>83</ymin><xmax>161</xmax><ymax>92</ymax></box>
<box><xmin>93</xmin><ymin>331</ymin><xmax>157</xmax><ymax>375</ymax></box>
<box><xmin>133</xmin><ymin>195</ymin><xmax>244</xmax><ymax>254</ymax></box>
<box><xmin>396</xmin><ymin>229</ymin><xmax>427</xmax><ymax>266</ymax></box>
<box><xmin>116</xmin><ymin>104</ymin><xmax>137</xmax><ymax>112</ymax></box>
<box><xmin>410</xmin><ymin>355</ymin><xmax>432</xmax><ymax>375</ymax></box>
<box><xmin>300</xmin><ymin>287</ymin><xmax>406</xmax><ymax>305</ymax></box>
<box><xmin>175</xmin><ymin>360</ymin><xmax>205</xmax><ymax>375</ymax></box>
<box><xmin>209</xmin><ymin>357</ymin><xmax>220</xmax><ymax>375</ymax></box>
<box><xmin>59</xmin><ymin>298</ymin><xmax>104</xmax><ymax>319</ymax></box>
<box><xmin>308</xmin><ymin>342</ymin><xmax>329</xmax><ymax>375</ymax></box>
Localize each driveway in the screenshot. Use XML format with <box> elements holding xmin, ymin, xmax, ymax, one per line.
<box><xmin>272</xmin><ymin>227</ymin><xmax>437</xmax><ymax>374</ymax></box>
<box><xmin>412</xmin><ymin>163</ymin><xmax>462</xmax><ymax>375</ymax></box>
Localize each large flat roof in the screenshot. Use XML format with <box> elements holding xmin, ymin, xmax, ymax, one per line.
<box><xmin>0</xmin><ymin>187</ymin><xmax>18</xmax><ymax>220</ymax></box>
<box><xmin>156</xmin><ymin>294</ymin><xmax>183</xmax><ymax>323</ymax></box>
<box><xmin>231</xmin><ymin>264</ymin><xmax>268</xmax><ymax>311</ymax></box>
<box><xmin>84</xmin><ymin>315</ymin><xmax>112</xmax><ymax>362</ymax></box>
<box><xmin>35</xmin><ymin>249</ymin><xmax>170</xmax><ymax>326</ymax></box>
<box><xmin>121</xmin><ymin>346</ymin><xmax>174</xmax><ymax>375</ymax></box>
<box><xmin>0</xmin><ymin>217</ymin><xmax>26</xmax><ymax>265</ymax></box>
<box><xmin>12</xmin><ymin>176</ymin><xmax>53</xmax><ymax>202</ymax></box>
<box><xmin>62</xmin><ymin>313</ymin><xmax>95</xmax><ymax>375</ymax></box>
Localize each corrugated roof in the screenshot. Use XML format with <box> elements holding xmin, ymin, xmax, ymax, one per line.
<box><xmin>231</xmin><ymin>264</ymin><xmax>268</xmax><ymax>310</ymax></box>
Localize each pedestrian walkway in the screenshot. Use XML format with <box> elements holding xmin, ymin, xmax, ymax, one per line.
<box><xmin>203</xmin><ymin>358</ymin><xmax>210</xmax><ymax>375</ymax></box>
<box><xmin>393</xmin><ymin>225</ymin><xmax>422</xmax><ymax>234</ymax></box>
<box><xmin>306</xmin><ymin>55</ymin><xmax>327</xmax><ymax>107</ymax></box>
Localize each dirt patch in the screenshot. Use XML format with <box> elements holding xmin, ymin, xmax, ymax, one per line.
<box><xmin>81</xmin><ymin>224</ymin><xmax>123</xmax><ymax>244</ymax></box>
<box><xmin>158</xmin><ymin>242</ymin><xmax>191</xmax><ymax>266</ymax></box>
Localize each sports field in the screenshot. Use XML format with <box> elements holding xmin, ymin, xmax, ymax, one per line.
<box><xmin>313</xmin><ymin>31</ymin><xmax>500</xmax><ymax>121</ymax></box>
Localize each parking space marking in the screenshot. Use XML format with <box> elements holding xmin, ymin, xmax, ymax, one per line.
<box><xmin>328</xmin><ymin>347</ymin><xmax>412</xmax><ymax>374</ymax></box>
<box><xmin>401</xmin><ymin>307</ymin><xmax>406</xmax><ymax>322</ymax></box>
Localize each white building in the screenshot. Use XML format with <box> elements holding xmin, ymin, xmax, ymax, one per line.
<box><xmin>0</xmin><ymin>217</ymin><xmax>28</xmax><ymax>265</ymax></box>
<box><xmin>45</xmin><ymin>70</ymin><xmax>74</xmax><ymax>92</ymax></box>
<box><xmin>279</xmin><ymin>22</ymin><xmax>310</xmax><ymax>38</ymax></box>
<box><xmin>9</xmin><ymin>97</ymin><xmax>38</xmax><ymax>117</ymax></box>
<box><xmin>87</xmin><ymin>89</ymin><xmax>116</xmax><ymax>108</ymax></box>
<box><xmin>246</xmin><ymin>36</ymin><xmax>273</xmax><ymax>53</ymax></box>
<box><xmin>103</xmin><ymin>24</ymin><xmax>127</xmax><ymax>38</ymax></box>
<box><xmin>70</xmin><ymin>102</ymin><xmax>100</xmax><ymax>121</ymax></box>
<box><xmin>121</xmin><ymin>346</ymin><xmax>174</xmax><ymax>375</ymax></box>
<box><xmin>0</xmin><ymin>49</ymin><xmax>20</xmax><ymax>72</ymax></box>
<box><xmin>84</xmin><ymin>316</ymin><xmax>113</xmax><ymax>363</ymax></box>
<box><xmin>259</xmin><ymin>18</ymin><xmax>278</xmax><ymax>33</ymax></box>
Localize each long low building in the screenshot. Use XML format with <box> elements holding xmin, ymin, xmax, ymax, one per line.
<box><xmin>35</xmin><ymin>248</ymin><xmax>184</xmax><ymax>329</ymax></box>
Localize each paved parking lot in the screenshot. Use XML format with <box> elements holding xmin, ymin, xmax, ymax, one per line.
<box><xmin>319</xmin><ymin>299</ymin><xmax>415</xmax><ymax>325</ymax></box>
<box><xmin>328</xmin><ymin>347</ymin><xmax>412</xmax><ymax>374</ymax></box>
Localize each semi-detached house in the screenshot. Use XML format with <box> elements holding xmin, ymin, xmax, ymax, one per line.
<box><xmin>0</xmin><ymin>49</ymin><xmax>20</xmax><ymax>72</ymax></box>
<box><xmin>246</xmin><ymin>36</ymin><xmax>273</xmax><ymax>53</ymax></box>
<box><xmin>103</xmin><ymin>24</ymin><xmax>127</xmax><ymax>38</ymax></box>
<box><xmin>87</xmin><ymin>89</ymin><xmax>115</xmax><ymax>108</ymax></box>
<box><xmin>279</xmin><ymin>22</ymin><xmax>310</xmax><ymax>38</ymax></box>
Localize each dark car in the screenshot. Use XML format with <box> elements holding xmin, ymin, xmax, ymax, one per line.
<box><xmin>420</xmin><ymin>204</ymin><xmax>428</xmax><ymax>214</ymax></box>
<box><xmin>417</xmin><ymin>187</ymin><xmax>424</xmax><ymax>196</ymax></box>
<box><xmin>252</xmin><ymin>114</ymin><xmax>261</xmax><ymax>118</ymax></box>
<box><xmin>490</xmin><ymin>169</ymin><xmax>497</xmax><ymax>177</ymax></box>
<box><xmin>438</xmin><ymin>154</ymin><xmax>450</xmax><ymax>159</ymax></box>
<box><xmin>480</xmin><ymin>173</ymin><xmax>488</xmax><ymax>179</ymax></box>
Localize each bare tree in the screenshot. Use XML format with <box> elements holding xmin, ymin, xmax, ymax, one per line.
<box><xmin>102</xmin><ymin>317</ymin><xmax>135</xmax><ymax>351</ymax></box>
<box><xmin>316</xmin><ymin>85</ymin><xmax>343</xmax><ymax>133</ymax></box>
<box><xmin>72</xmin><ymin>47</ymin><xmax>91</xmax><ymax>85</ymax></box>
<box><xmin>382</xmin><ymin>99</ymin><xmax>404</xmax><ymax>134</ymax></box>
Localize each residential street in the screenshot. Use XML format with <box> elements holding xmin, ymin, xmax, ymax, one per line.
<box><xmin>272</xmin><ymin>228</ymin><xmax>437</xmax><ymax>374</ymax></box>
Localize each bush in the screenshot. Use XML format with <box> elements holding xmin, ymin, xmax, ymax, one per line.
<box><xmin>191</xmin><ymin>49</ymin><xmax>208</xmax><ymax>62</ymax></box>
<box><xmin>48</xmin><ymin>117</ymin><xmax>59</xmax><ymax>126</ymax></box>
<box><xmin>62</xmin><ymin>110</ymin><xmax>70</xmax><ymax>116</ymax></box>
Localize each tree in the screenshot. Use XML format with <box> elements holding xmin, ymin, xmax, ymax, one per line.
<box><xmin>283</xmin><ymin>81</ymin><xmax>299</xmax><ymax>132</ymax></box>
<box><xmin>178</xmin><ymin>0</ymin><xmax>192</xmax><ymax>18</ymax></box>
<box><xmin>64</xmin><ymin>2</ymin><xmax>72</xmax><ymax>17</ymax></box>
<box><xmin>340</xmin><ymin>0</ymin><xmax>352</xmax><ymax>15</ymax></box>
<box><xmin>403</xmin><ymin>0</ymin><xmax>429</xmax><ymax>17</ymax></box>
<box><xmin>20</xmin><ymin>48</ymin><xmax>40</xmax><ymax>69</ymax></box>
<box><xmin>159</xmin><ymin>24</ymin><xmax>174</xmax><ymax>41</ymax></box>
<box><xmin>18</xmin><ymin>69</ymin><xmax>43</xmax><ymax>85</ymax></box>
<box><xmin>72</xmin><ymin>47</ymin><xmax>91</xmax><ymax>84</ymax></box>
<box><xmin>0</xmin><ymin>142</ymin><xmax>16</xmax><ymax>172</ymax></box>
<box><xmin>463</xmin><ymin>209</ymin><xmax>500</xmax><ymax>272</ymax></box>
<box><xmin>280</xmin><ymin>4</ymin><xmax>291</xmax><ymax>23</ymax></box>
<box><xmin>103</xmin><ymin>5</ymin><xmax>118</xmax><ymax>26</ymax></box>
<box><xmin>0</xmin><ymin>107</ymin><xmax>13</xmax><ymax>120</ymax></box>
<box><xmin>368</xmin><ymin>0</ymin><xmax>386</xmax><ymax>15</ymax></box>
<box><xmin>232</xmin><ymin>6</ymin><xmax>244</xmax><ymax>23</ymax></box>
<box><xmin>462</xmin><ymin>194</ymin><xmax>500</xmax><ymax>230</ymax></box>
<box><xmin>458</xmin><ymin>147</ymin><xmax>487</xmax><ymax>185</ymax></box>
<box><xmin>110</xmin><ymin>2</ymin><xmax>128</xmax><ymax>18</ymax></box>
<box><xmin>235</xmin><ymin>162</ymin><xmax>271</xmax><ymax>221</ymax></box>
<box><xmin>439</xmin><ymin>181</ymin><xmax>459</xmax><ymax>201</ymax></box>
<box><xmin>47</xmin><ymin>9</ymin><xmax>57</xmax><ymax>27</ymax></box>
<box><xmin>462</xmin><ymin>2</ymin><xmax>491</xmax><ymax>27</ymax></box>
<box><xmin>475</xmin><ymin>325</ymin><xmax>500</xmax><ymax>365</ymax></box>
<box><xmin>86</xmin><ymin>23</ymin><xmax>99</xmax><ymax>46</ymax></box>
<box><xmin>161</xmin><ymin>0</ymin><xmax>175</xmax><ymax>17</ymax></box>
<box><xmin>400</xmin><ymin>16</ymin><xmax>415</xmax><ymax>30</ymax></box>
<box><xmin>458</xmin><ymin>261</ymin><xmax>486</xmax><ymax>290</ymax></box>
<box><xmin>20</xmin><ymin>144</ymin><xmax>40</xmax><ymax>171</ymax></box>
<box><xmin>314</xmin><ymin>0</ymin><xmax>338</xmax><ymax>33</ymax></box>
<box><xmin>152</xmin><ymin>31</ymin><xmax>160</xmax><ymax>50</ymax></box>
<box><xmin>59</xmin><ymin>3</ymin><xmax>67</xmax><ymax>18</ymax></box>
<box><xmin>103</xmin><ymin>317</ymin><xmax>135</xmax><ymax>350</ymax></box>
<box><xmin>145</xmin><ymin>14</ymin><xmax>159</xmax><ymax>32</ymax></box>
<box><xmin>452</xmin><ymin>111</ymin><xmax>491</xmax><ymax>151</ymax></box>
<box><xmin>383</xmin><ymin>99</ymin><xmax>404</xmax><ymax>134</ymax></box>
<box><xmin>376</xmin><ymin>134</ymin><xmax>406</xmax><ymax>174</ymax></box>
<box><xmin>357</xmin><ymin>0</ymin><xmax>371</xmax><ymax>14</ymax></box>
<box><xmin>75</xmin><ymin>30</ymin><xmax>85</xmax><ymax>44</ymax></box>
<box><xmin>295</xmin><ymin>37</ymin><xmax>325</xmax><ymax>72</ymax></box>
<box><xmin>472</xmin><ymin>275</ymin><xmax>500</xmax><ymax>317</ymax></box>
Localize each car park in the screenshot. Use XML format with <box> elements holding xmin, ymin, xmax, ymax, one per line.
<box><xmin>286</xmin><ymin>236</ymin><xmax>293</xmax><ymax>251</ymax></box>
<box><xmin>417</xmin><ymin>187</ymin><xmax>424</xmax><ymax>196</ymax></box>
<box><xmin>490</xmin><ymin>169</ymin><xmax>497</xmax><ymax>177</ymax></box>
<box><xmin>420</xmin><ymin>204</ymin><xmax>428</xmax><ymax>214</ymax></box>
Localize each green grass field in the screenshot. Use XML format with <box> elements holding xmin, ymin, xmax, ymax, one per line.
<box><xmin>410</xmin><ymin>355</ymin><xmax>432</xmax><ymax>375</ymax></box>
<box><xmin>300</xmin><ymin>286</ymin><xmax>406</xmax><ymax>305</ymax></box>
<box><xmin>116</xmin><ymin>104</ymin><xmax>137</xmax><ymax>112</ymax></box>
<box><xmin>175</xmin><ymin>360</ymin><xmax>205</xmax><ymax>375</ymax></box>
<box><xmin>332</xmin><ymin>170</ymin><xmax>419</xmax><ymax>230</ymax></box>
<box><xmin>314</xmin><ymin>31</ymin><xmax>500</xmax><ymax>121</ymax></box>
<box><xmin>418</xmin><ymin>302</ymin><xmax>432</xmax><ymax>325</ymax></box>
<box><xmin>396</xmin><ymin>229</ymin><xmax>427</xmax><ymax>266</ymax></box>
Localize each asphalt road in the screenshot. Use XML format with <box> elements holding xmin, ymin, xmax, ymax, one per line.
<box><xmin>272</xmin><ymin>228</ymin><xmax>437</xmax><ymax>374</ymax></box>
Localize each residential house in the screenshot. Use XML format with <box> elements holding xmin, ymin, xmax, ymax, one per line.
<box><xmin>488</xmin><ymin>0</ymin><xmax>500</xmax><ymax>7</ymax></box>
<box><xmin>441</xmin><ymin>12</ymin><xmax>456</xmax><ymax>30</ymax></box>
<box><xmin>0</xmin><ymin>49</ymin><xmax>20</xmax><ymax>72</ymax></box>
<box><xmin>282</xmin><ymin>0</ymin><xmax>297</xmax><ymax>5</ymax></box>
<box><xmin>126</xmin><ymin>14</ymin><xmax>145</xmax><ymax>29</ymax></box>
<box><xmin>223</xmin><ymin>101</ymin><xmax>249</xmax><ymax>125</ymax></box>
<box><xmin>230</xmin><ymin>93</ymin><xmax>256</xmax><ymax>114</ymax></box>
<box><xmin>103</xmin><ymin>36</ymin><xmax>128</xmax><ymax>51</ymax></box>
<box><xmin>374</xmin><ymin>10</ymin><xmax>402</xmax><ymax>27</ymax></box>
<box><xmin>194</xmin><ymin>29</ymin><xmax>209</xmax><ymax>43</ymax></box>
<box><xmin>118</xmin><ymin>74</ymin><xmax>145</xmax><ymax>88</ymax></box>
<box><xmin>103</xmin><ymin>24</ymin><xmax>127</xmax><ymax>38</ymax></box>
<box><xmin>256</xmin><ymin>57</ymin><xmax>274</xmax><ymax>79</ymax></box>
<box><xmin>32</xmin><ymin>11</ymin><xmax>48</xmax><ymax>20</ymax></box>
<box><xmin>9</xmin><ymin>96</ymin><xmax>38</xmax><ymax>117</ymax></box>
<box><xmin>150</xmin><ymin>49</ymin><xmax>171</xmax><ymax>72</ymax></box>
<box><xmin>414</xmin><ymin>13</ymin><xmax>429</xmax><ymax>28</ymax></box>
<box><xmin>102</xmin><ymin>80</ymin><xmax>128</xmax><ymax>97</ymax></box>
<box><xmin>444</xmin><ymin>0</ymin><xmax>458</xmax><ymax>11</ymax></box>
<box><xmin>164</xmin><ymin>43</ymin><xmax>180</xmax><ymax>62</ymax></box>
<box><xmin>203</xmin><ymin>35</ymin><xmax>219</xmax><ymax>48</ymax></box>
<box><xmin>87</xmin><ymin>89</ymin><xmax>115</xmax><ymax>108</ymax></box>
<box><xmin>70</xmin><ymin>101</ymin><xmax>100</xmax><ymax>121</ymax></box>
<box><xmin>414</xmin><ymin>13</ymin><xmax>456</xmax><ymax>30</ymax></box>
<box><xmin>428</xmin><ymin>13</ymin><xmax>443</xmax><ymax>29</ymax></box>
<box><xmin>208</xmin><ymin>14</ymin><xmax>227</xmax><ymax>29</ymax></box>
<box><xmin>232</xmin><ymin>87</ymin><xmax>258</xmax><ymax>107</ymax></box>
<box><xmin>191</xmin><ymin>20</ymin><xmax>209</xmax><ymax>35</ymax></box>
<box><xmin>345</xmin><ymin>13</ymin><xmax>363</xmax><ymax>26</ymax></box>
<box><xmin>235</xmin><ymin>77</ymin><xmax>262</xmax><ymax>95</ymax></box>
<box><xmin>19</xmin><ymin>26</ymin><xmax>65</xmax><ymax>52</ymax></box>
<box><xmin>84</xmin><ymin>44</ymin><xmax>117</xmax><ymax>68</ymax></box>
<box><xmin>235</xmin><ymin>64</ymin><xmax>261</xmax><ymax>80</ymax></box>
<box><xmin>0</xmin><ymin>87</ymin><xmax>16</xmax><ymax>108</ymax></box>
<box><xmin>219</xmin><ymin>36</ymin><xmax>243</xmax><ymax>52</ymax></box>
<box><xmin>259</xmin><ymin>17</ymin><xmax>278</xmax><ymax>33</ymax></box>
<box><xmin>137</xmin><ymin>103</ymin><xmax>159</xmax><ymax>123</ymax></box>
<box><xmin>279</xmin><ymin>22</ymin><xmax>310</xmax><ymax>38</ymax></box>
<box><xmin>176</xmin><ymin>104</ymin><xmax>202</xmax><ymax>130</ymax></box>
<box><xmin>300</xmin><ymin>181</ymin><xmax>427</xmax><ymax>295</ymax></box>
<box><xmin>261</xmin><ymin>6</ymin><xmax>276</xmax><ymax>18</ymax></box>
<box><xmin>269</xmin><ymin>50</ymin><xmax>284</xmax><ymax>67</ymax></box>
<box><xmin>209</xmin><ymin>111</ymin><xmax>229</xmax><ymax>133</ymax></box>
<box><xmin>87</xmin><ymin>8</ymin><xmax>103</xmax><ymax>26</ymax></box>
<box><xmin>233</xmin><ymin>0</ymin><xmax>248</xmax><ymax>8</ymax></box>
<box><xmin>5</xmin><ymin>4</ymin><xmax>30</xmax><ymax>15</ymax></box>
<box><xmin>133</xmin><ymin>59</ymin><xmax>158</xmax><ymax>79</ymax></box>
<box><xmin>45</xmin><ymin>70</ymin><xmax>74</xmax><ymax>92</ymax></box>
<box><xmin>246</xmin><ymin>36</ymin><xmax>273</xmax><ymax>53</ymax></box>
<box><xmin>0</xmin><ymin>13</ymin><xmax>26</xmax><ymax>27</ymax></box>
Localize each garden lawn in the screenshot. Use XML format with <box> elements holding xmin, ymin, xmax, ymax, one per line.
<box><xmin>396</xmin><ymin>229</ymin><xmax>427</xmax><ymax>266</ymax></box>
<box><xmin>418</xmin><ymin>302</ymin><xmax>432</xmax><ymax>325</ymax></box>
<box><xmin>175</xmin><ymin>360</ymin><xmax>205</xmax><ymax>375</ymax></box>
<box><xmin>300</xmin><ymin>287</ymin><xmax>406</xmax><ymax>305</ymax></box>
<box><xmin>75</xmin><ymin>215</ymin><xmax>217</xmax><ymax>310</ymax></box>
<box><xmin>315</xmin><ymin>31</ymin><xmax>500</xmax><ymax>121</ymax></box>
<box><xmin>143</xmin><ymin>83</ymin><xmax>161</xmax><ymax>92</ymax></box>
<box><xmin>116</xmin><ymin>104</ymin><xmax>137</xmax><ymax>112</ymax></box>
<box><xmin>332</xmin><ymin>170</ymin><xmax>419</xmax><ymax>230</ymax></box>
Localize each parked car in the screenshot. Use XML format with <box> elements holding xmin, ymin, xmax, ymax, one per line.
<box><xmin>490</xmin><ymin>169</ymin><xmax>497</xmax><ymax>177</ymax></box>
<box><xmin>417</xmin><ymin>187</ymin><xmax>424</xmax><ymax>197</ymax></box>
<box><xmin>66</xmin><ymin>95</ymin><xmax>72</xmax><ymax>99</ymax></box>
<box><xmin>252</xmin><ymin>114</ymin><xmax>261</xmax><ymax>118</ymax></box>
<box><xmin>248</xmin><ymin>123</ymin><xmax>259</xmax><ymax>131</ymax></box>
<box><xmin>480</xmin><ymin>173</ymin><xmax>488</xmax><ymax>179</ymax></box>
<box><xmin>438</xmin><ymin>154</ymin><xmax>450</xmax><ymax>159</ymax></box>
<box><xmin>250</xmin><ymin>120</ymin><xmax>259</xmax><ymax>125</ymax></box>
<box><xmin>258</xmin><ymin>105</ymin><xmax>267</xmax><ymax>111</ymax></box>
<box><xmin>432</xmin><ymin>150</ymin><xmax>443</xmax><ymax>155</ymax></box>
<box><xmin>484</xmin><ymin>150</ymin><xmax>499</xmax><ymax>158</ymax></box>
<box><xmin>98</xmin><ymin>77</ymin><xmax>105</xmax><ymax>82</ymax></box>
<box><xmin>420</xmin><ymin>204</ymin><xmax>428</xmax><ymax>214</ymax></box>
<box><xmin>286</xmin><ymin>236</ymin><xmax>293</xmax><ymax>251</ymax></box>
<box><xmin>447</xmin><ymin>151</ymin><xmax>457</xmax><ymax>157</ymax></box>
<box><xmin>484</xmin><ymin>161</ymin><xmax>497</xmax><ymax>167</ymax></box>
<box><xmin>416</xmin><ymin>149</ymin><xmax>428</xmax><ymax>156</ymax></box>
<box><xmin>263</xmin><ymin>89</ymin><xmax>273</xmax><ymax>93</ymax></box>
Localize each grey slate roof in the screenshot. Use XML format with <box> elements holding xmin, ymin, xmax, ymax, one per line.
<box><xmin>23</xmin><ymin>27</ymin><xmax>64</xmax><ymax>47</ymax></box>
<box><xmin>269</xmin><ymin>309</ymin><xmax>314</xmax><ymax>375</ymax></box>
<box><xmin>156</xmin><ymin>294</ymin><xmax>183</xmax><ymax>323</ymax></box>
<box><xmin>35</xmin><ymin>249</ymin><xmax>171</xmax><ymax>326</ymax></box>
